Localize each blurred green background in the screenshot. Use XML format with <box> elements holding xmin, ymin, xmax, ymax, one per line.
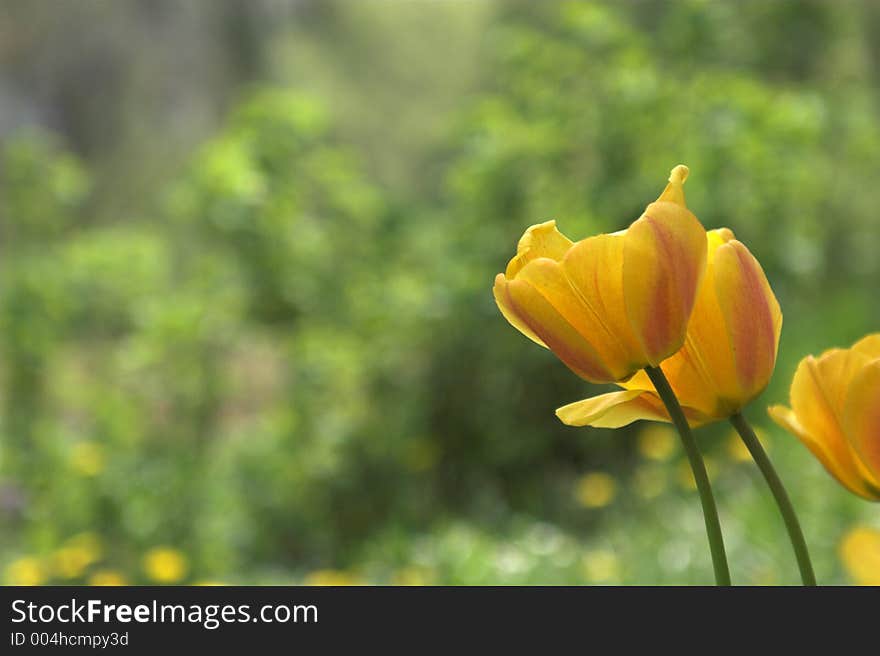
<box><xmin>2</xmin><ymin>0</ymin><xmax>879</xmax><ymax>586</ymax></box>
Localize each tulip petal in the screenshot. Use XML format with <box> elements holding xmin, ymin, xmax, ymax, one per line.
<box><xmin>556</xmin><ymin>390</ymin><xmax>668</xmax><ymax>428</ymax></box>
<box><xmin>656</xmin><ymin>164</ymin><xmax>689</xmax><ymax>206</ymax></box>
<box><xmin>618</xmin><ymin>365</ymin><xmax>722</xmax><ymax>427</ymax></box>
<box><xmin>622</xmin><ymin>201</ymin><xmax>707</xmax><ymax>364</ymax></box>
<box><xmin>619</xmin><ymin>369</ymin><xmax>654</xmax><ymax>392</ymax></box>
<box><xmin>852</xmin><ymin>333</ymin><xmax>880</xmax><ymax>360</ymax></box>
<box><xmin>557</xmin><ymin>386</ymin><xmax>713</xmax><ymax>429</ymax></box>
<box><xmin>683</xmin><ymin>229</ymin><xmax>747</xmax><ymax>405</ymax></box>
<box><xmin>790</xmin><ymin>354</ymin><xmax>852</xmax><ymax>445</ymax></box>
<box><xmin>781</xmin><ymin>351</ymin><xmax>880</xmax><ymax>499</ymax></box>
<box><xmin>843</xmin><ymin>360</ymin><xmax>880</xmax><ymax>491</ymax></box>
<box><xmin>769</xmin><ymin>403</ymin><xmax>880</xmax><ymax>501</ymax></box>
<box><xmin>806</xmin><ymin>348</ymin><xmax>872</xmax><ymax>412</ymax></box>
<box><xmin>514</xmin><ymin>256</ymin><xmax>639</xmax><ymax>381</ymax></box>
<box><xmin>620</xmin><ymin>229</ymin><xmax>779</xmax><ymax>421</ymax></box>
<box><xmin>505</xmin><ymin>220</ymin><xmax>573</xmax><ymax>279</ymax></box>
<box><xmin>560</xmin><ymin>233</ymin><xmax>645</xmax><ymax>373</ymax></box>
<box><xmin>502</xmin><ymin>274</ymin><xmax>616</xmax><ymax>383</ymax></box>
<box><xmin>622</xmin><ymin>229</ymin><xmax>734</xmax><ymax>419</ymax></box>
<box><xmin>493</xmin><ymin>273</ymin><xmax>546</xmax><ymax>348</ymax></box>
<box><xmin>713</xmin><ymin>239</ymin><xmax>782</xmax><ymax>398</ymax></box>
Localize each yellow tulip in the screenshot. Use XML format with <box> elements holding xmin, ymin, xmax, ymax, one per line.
<box><xmin>768</xmin><ymin>334</ymin><xmax>880</xmax><ymax>500</ymax></box>
<box><xmin>557</xmin><ymin>228</ymin><xmax>782</xmax><ymax>427</ymax></box>
<box><xmin>494</xmin><ymin>165</ymin><xmax>707</xmax><ymax>384</ymax></box>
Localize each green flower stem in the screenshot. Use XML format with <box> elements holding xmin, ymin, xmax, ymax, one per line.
<box><xmin>644</xmin><ymin>365</ymin><xmax>731</xmax><ymax>586</ymax></box>
<box><xmin>730</xmin><ymin>412</ymin><xmax>816</xmax><ymax>586</ymax></box>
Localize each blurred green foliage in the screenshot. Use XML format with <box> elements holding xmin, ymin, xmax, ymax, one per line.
<box><xmin>1</xmin><ymin>0</ymin><xmax>879</xmax><ymax>585</ymax></box>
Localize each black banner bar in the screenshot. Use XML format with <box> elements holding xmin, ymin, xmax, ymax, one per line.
<box><xmin>0</xmin><ymin>585</ymin><xmax>853</xmax><ymax>651</ymax></box>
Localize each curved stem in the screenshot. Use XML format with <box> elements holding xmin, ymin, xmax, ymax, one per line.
<box><xmin>730</xmin><ymin>412</ymin><xmax>816</xmax><ymax>586</ymax></box>
<box><xmin>644</xmin><ymin>365</ymin><xmax>731</xmax><ymax>586</ymax></box>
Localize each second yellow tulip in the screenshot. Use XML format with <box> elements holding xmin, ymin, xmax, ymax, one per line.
<box><xmin>557</xmin><ymin>228</ymin><xmax>782</xmax><ymax>428</ymax></box>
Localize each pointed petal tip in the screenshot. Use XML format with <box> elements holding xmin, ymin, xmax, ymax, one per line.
<box><xmin>669</xmin><ymin>164</ymin><xmax>689</xmax><ymax>185</ymax></box>
<box><xmin>656</xmin><ymin>165</ymin><xmax>691</xmax><ymax>206</ymax></box>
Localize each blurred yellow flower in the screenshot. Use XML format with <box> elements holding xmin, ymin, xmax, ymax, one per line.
<box><xmin>637</xmin><ymin>425</ymin><xmax>676</xmax><ymax>461</ymax></box>
<box><xmin>558</xmin><ymin>228</ymin><xmax>781</xmax><ymax>429</ymax></box>
<box><xmin>89</xmin><ymin>570</ymin><xmax>128</xmax><ymax>586</ymax></box>
<box><xmin>53</xmin><ymin>546</ymin><xmax>93</xmax><ymax>579</ymax></box>
<box><xmin>840</xmin><ymin>526</ymin><xmax>880</xmax><ymax>585</ymax></box>
<box><xmin>574</xmin><ymin>472</ymin><xmax>617</xmax><ymax>508</ymax></box>
<box><xmin>60</xmin><ymin>532</ymin><xmax>103</xmax><ymax>576</ymax></box>
<box><xmin>5</xmin><ymin>556</ymin><xmax>48</xmax><ymax>586</ymax></box>
<box><xmin>770</xmin><ymin>334</ymin><xmax>880</xmax><ymax>500</ymax></box>
<box><xmin>303</xmin><ymin>569</ymin><xmax>362</xmax><ymax>586</ymax></box>
<box><xmin>70</xmin><ymin>441</ymin><xmax>105</xmax><ymax>477</ymax></box>
<box><xmin>633</xmin><ymin>464</ymin><xmax>668</xmax><ymax>500</ymax></box>
<box><xmin>391</xmin><ymin>566</ymin><xmax>435</xmax><ymax>586</ymax></box>
<box><xmin>581</xmin><ymin>549</ymin><xmax>620</xmax><ymax>583</ymax></box>
<box><xmin>495</xmin><ymin>165</ymin><xmax>707</xmax><ymax>385</ymax></box>
<box><xmin>726</xmin><ymin>426</ymin><xmax>770</xmax><ymax>463</ymax></box>
<box><xmin>143</xmin><ymin>547</ymin><xmax>188</xmax><ymax>584</ymax></box>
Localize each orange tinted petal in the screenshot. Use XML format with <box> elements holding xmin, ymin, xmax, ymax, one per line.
<box><xmin>503</xmin><ymin>275</ymin><xmax>616</xmax><ymax>383</ymax></box>
<box><xmin>626</xmin><ymin>228</ymin><xmax>780</xmax><ymax>421</ymax></box>
<box><xmin>561</xmin><ymin>233</ymin><xmax>645</xmax><ymax>374</ymax></box>
<box><xmin>629</xmin><ymin>229</ymin><xmax>735</xmax><ymax>419</ymax></box>
<box><xmin>493</xmin><ymin>273</ymin><xmax>546</xmax><ymax>348</ymax></box>
<box><xmin>712</xmin><ymin>239</ymin><xmax>782</xmax><ymax>399</ymax></box>
<box><xmin>514</xmin><ymin>256</ymin><xmax>635</xmax><ymax>381</ymax></box>
<box><xmin>622</xmin><ymin>200</ymin><xmax>707</xmax><ymax>365</ymax></box>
